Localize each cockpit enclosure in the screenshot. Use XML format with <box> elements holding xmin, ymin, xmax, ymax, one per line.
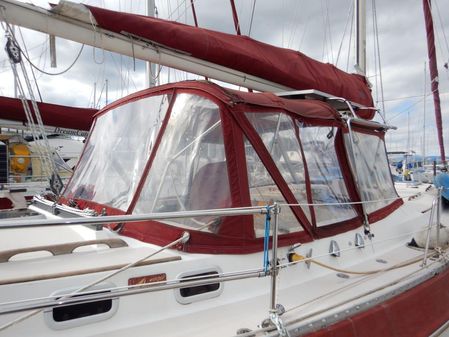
<box><xmin>63</xmin><ymin>81</ymin><xmax>401</xmax><ymax>254</ymax></box>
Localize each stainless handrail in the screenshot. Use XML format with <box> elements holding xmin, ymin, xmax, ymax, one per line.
<box><xmin>0</xmin><ymin>268</ymin><xmax>266</xmax><ymax>315</ymax></box>
<box><xmin>0</xmin><ymin>206</ymin><xmax>268</xmax><ymax>230</ymax></box>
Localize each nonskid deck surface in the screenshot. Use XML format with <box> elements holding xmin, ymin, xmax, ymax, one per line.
<box><xmin>0</xmin><ymin>225</ymin><xmax>181</xmax><ymax>285</ymax></box>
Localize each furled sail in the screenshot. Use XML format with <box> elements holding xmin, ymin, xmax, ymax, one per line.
<box><xmin>0</xmin><ymin>95</ymin><xmax>96</xmax><ymax>132</ymax></box>
<box><xmin>84</xmin><ymin>4</ymin><xmax>375</xmax><ymax>119</ymax></box>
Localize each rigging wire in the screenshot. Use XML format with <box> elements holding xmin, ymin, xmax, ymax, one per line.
<box><xmin>319</xmin><ymin>0</ymin><xmax>334</xmax><ymax>64</ymax></box>
<box><xmin>320</xmin><ymin>0</ymin><xmax>328</xmax><ymax>62</ymax></box>
<box><xmin>325</xmin><ymin>0</ymin><xmax>334</xmax><ymax>63</ymax></box>
<box><xmin>297</xmin><ymin>9</ymin><xmax>310</xmax><ymax>51</ymax></box>
<box><xmin>0</xmin><ymin>16</ymin><xmax>60</xmax><ymax>190</ymax></box>
<box><xmin>383</xmin><ymin>91</ymin><xmax>449</xmax><ymax>102</ymax></box>
<box><xmin>371</xmin><ymin>2</ymin><xmax>379</xmax><ymax>105</ymax></box>
<box><xmin>372</xmin><ymin>0</ymin><xmax>386</xmax><ymax>121</ymax></box>
<box><xmin>388</xmin><ymin>87</ymin><xmax>439</xmax><ymax>122</ymax></box>
<box><xmin>35</xmin><ymin>36</ymin><xmax>49</xmax><ymax>81</ymax></box>
<box><xmin>335</xmin><ymin>1</ymin><xmax>353</xmax><ymax>68</ymax></box>
<box><xmin>17</xmin><ymin>27</ymin><xmax>43</xmax><ymax>102</ymax></box>
<box><xmin>170</xmin><ymin>0</ymin><xmax>194</xmax><ymax>22</ymax></box>
<box><xmin>345</xmin><ymin>4</ymin><xmax>354</xmax><ymax>72</ymax></box>
<box><xmin>248</xmin><ymin>0</ymin><xmax>256</xmax><ymax>37</ymax></box>
<box><xmin>284</xmin><ymin>0</ymin><xmax>301</xmax><ymax>49</ymax></box>
<box><xmin>433</xmin><ymin>0</ymin><xmax>449</xmax><ymax>63</ymax></box>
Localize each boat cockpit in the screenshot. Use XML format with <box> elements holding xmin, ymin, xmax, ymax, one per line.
<box><xmin>37</xmin><ymin>81</ymin><xmax>399</xmax><ymax>254</ymax></box>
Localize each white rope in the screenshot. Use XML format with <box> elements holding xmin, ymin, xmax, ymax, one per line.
<box><xmin>237</xmin><ymin>253</ymin><xmax>448</xmax><ymax>337</ymax></box>
<box><xmin>244</xmin><ymin>253</ymin><xmax>448</xmax><ymax>337</ymax></box>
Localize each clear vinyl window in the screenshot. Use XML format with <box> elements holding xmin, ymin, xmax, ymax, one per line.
<box><xmin>133</xmin><ymin>94</ymin><xmax>231</xmax><ymax>233</ymax></box>
<box><xmin>244</xmin><ymin>136</ymin><xmax>304</xmax><ymax>237</ymax></box>
<box><xmin>245</xmin><ymin>112</ymin><xmax>311</xmax><ymax>222</ymax></box>
<box><xmin>299</xmin><ymin>124</ymin><xmax>357</xmax><ymax>226</ymax></box>
<box><xmin>345</xmin><ymin>131</ymin><xmax>398</xmax><ymax>213</ymax></box>
<box><xmin>64</xmin><ymin>94</ymin><xmax>171</xmax><ymax>210</ymax></box>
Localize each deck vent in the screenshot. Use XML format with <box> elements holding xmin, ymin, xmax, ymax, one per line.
<box><xmin>175</xmin><ymin>267</ymin><xmax>223</xmax><ymax>304</ymax></box>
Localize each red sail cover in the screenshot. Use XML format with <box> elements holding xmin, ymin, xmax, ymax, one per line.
<box><xmin>86</xmin><ymin>5</ymin><xmax>375</xmax><ymax>119</ymax></box>
<box><xmin>423</xmin><ymin>0</ymin><xmax>445</xmax><ymax>163</ymax></box>
<box><xmin>0</xmin><ymin>96</ymin><xmax>96</xmax><ymax>132</ymax></box>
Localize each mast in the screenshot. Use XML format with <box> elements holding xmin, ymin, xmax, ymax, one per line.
<box><xmin>355</xmin><ymin>0</ymin><xmax>366</xmax><ymax>74</ymax></box>
<box><xmin>422</xmin><ymin>0</ymin><xmax>445</xmax><ymax>164</ymax></box>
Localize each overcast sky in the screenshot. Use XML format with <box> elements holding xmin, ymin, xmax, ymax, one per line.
<box><xmin>0</xmin><ymin>0</ymin><xmax>448</xmax><ymax>157</ymax></box>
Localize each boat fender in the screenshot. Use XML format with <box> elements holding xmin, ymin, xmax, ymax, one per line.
<box><xmin>287</xmin><ymin>252</ymin><xmax>304</xmax><ymax>263</ymax></box>
<box><xmin>10</xmin><ymin>143</ymin><xmax>31</xmax><ymax>174</ymax></box>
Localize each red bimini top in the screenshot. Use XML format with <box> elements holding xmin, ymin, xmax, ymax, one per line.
<box><xmin>62</xmin><ymin>81</ymin><xmax>400</xmax><ymax>254</ymax></box>
<box><xmin>83</xmin><ymin>4</ymin><xmax>374</xmax><ymax>119</ymax></box>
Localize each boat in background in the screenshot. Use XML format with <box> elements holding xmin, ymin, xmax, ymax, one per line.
<box><xmin>0</xmin><ymin>95</ymin><xmax>96</xmax><ymax>212</ymax></box>
<box><xmin>434</xmin><ymin>170</ymin><xmax>449</xmax><ymax>203</ymax></box>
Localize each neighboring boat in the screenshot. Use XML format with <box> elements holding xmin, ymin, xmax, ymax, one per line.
<box><xmin>434</xmin><ymin>170</ymin><xmax>449</xmax><ymax>203</ymax></box>
<box><xmin>0</xmin><ymin>133</ymin><xmax>83</xmax><ymax>212</ymax></box>
<box><xmin>0</xmin><ymin>1</ymin><xmax>447</xmax><ymax>337</ymax></box>
<box><xmin>0</xmin><ymin>96</ymin><xmax>96</xmax><ymax>212</ymax></box>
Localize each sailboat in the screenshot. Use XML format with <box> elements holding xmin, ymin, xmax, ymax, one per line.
<box><xmin>0</xmin><ymin>1</ymin><xmax>448</xmax><ymax>336</ymax></box>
